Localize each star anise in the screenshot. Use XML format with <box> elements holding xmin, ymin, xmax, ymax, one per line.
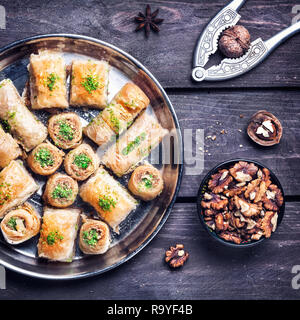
<box><xmin>134</xmin><ymin>5</ymin><xmax>164</xmax><ymax>38</ymax></box>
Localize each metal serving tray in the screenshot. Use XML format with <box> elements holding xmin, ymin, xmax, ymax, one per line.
<box><xmin>0</xmin><ymin>34</ymin><xmax>183</xmax><ymax>280</ymax></box>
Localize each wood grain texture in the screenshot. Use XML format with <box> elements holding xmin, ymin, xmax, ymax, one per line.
<box><xmin>0</xmin><ymin>0</ymin><xmax>299</xmax><ymax>88</ymax></box>
<box><xmin>171</xmin><ymin>88</ymin><xmax>300</xmax><ymax>197</ymax></box>
<box><xmin>1</xmin><ymin>202</ymin><xmax>300</xmax><ymax>300</ymax></box>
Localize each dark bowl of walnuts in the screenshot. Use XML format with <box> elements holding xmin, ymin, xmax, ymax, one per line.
<box><xmin>197</xmin><ymin>159</ymin><xmax>285</xmax><ymax>248</ymax></box>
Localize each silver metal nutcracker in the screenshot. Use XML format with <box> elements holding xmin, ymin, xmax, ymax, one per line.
<box><xmin>192</xmin><ymin>0</ymin><xmax>300</xmax><ymax>82</ymax></box>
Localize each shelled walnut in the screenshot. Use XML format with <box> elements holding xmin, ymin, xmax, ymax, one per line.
<box><xmin>247</xmin><ymin>110</ymin><xmax>282</xmax><ymax>146</ymax></box>
<box><xmin>200</xmin><ymin>161</ymin><xmax>284</xmax><ymax>245</ymax></box>
<box><xmin>165</xmin><ymin>244</ymin><xmax>189</xmax><ymax>268</ymax></box>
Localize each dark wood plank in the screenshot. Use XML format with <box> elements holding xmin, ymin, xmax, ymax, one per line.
<box><xmin>1</xmin><ymin>202</ymin><xmax>299</xmax><ymax>300</ymax></box>
<box><xmin>171</xmin><ymin>88</ymin><xmax>300</xmax><ymax>197</ymax></box>
<box><xmin>0</xmin><ymin>0</ymin><xmax>299</xmax><ymax>88</ymax></box>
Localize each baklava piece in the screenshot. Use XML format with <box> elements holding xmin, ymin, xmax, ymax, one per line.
<box><xmin>128</xmin><ymin>164</ymin><xmax>164</xmax><ymax>201</ymax></box>
<box><xmin>48</xmin><ymin>112</ymin><xmax>82</xmax><ymax>149</ymax></box>
<box><xmin>0</xmin><ymin>160</ymin><xmax>39</xmax><ymax>218</ymax></box>
<box><xmin>38</xmin><ymin>207</ymin><xmax>80</xmax><ymax>262</ymax></box>
<box><xmin>80</xmin><ymin>166</ymin><xmax>137</xmax><ymax>233</ymax></box>
<box><xmin>43</xmin><ymin>173</ymin><xmax>78</xmax><ymax>208</ymax></box>
<box><xmin>1</xmin><ymin>202</ymin><xmax>40</xmax><ymax>245</ymax></box>
<box><xmin>64</xmin><ymin>143</ymin><xmax>100</xmax><ymax>181</ymax></box>
<box><xmin>0</xmin><ymin>79</ymin><xmax>48</xmax><ymax>151</ymax></box>
<box><xmin>0</xmin><ymin>125</ymin><xmax>21</xmax><ymax>168</ymax></box>
<box><xmin>29</xmin><ymin>50</ymin><xmax>68</xmax><ymax>109</ymax></box>
<box><xmin>27</xmin><ymin>141</ymin><xmax>65</xmax><ymax>176</ymax></box>
<box><xmin>70</xmin><ymin>59</ymin><xmax>109</xmax><ymax>109</ymax></box>
<box><xmin>79</xmin><ymin>216</ymin><xmax>110</xmax><ymax>255</ymax></box>
<box><xmin>102</xmin><ymin>112</ymin><xmax>168</xmax><ymax>177</ymax></box>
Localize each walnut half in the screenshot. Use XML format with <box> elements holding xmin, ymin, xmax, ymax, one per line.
<box><xmin>165</xmin><ymin>244</ymin><xmax>189</xmax><ymax>268</ymax></box>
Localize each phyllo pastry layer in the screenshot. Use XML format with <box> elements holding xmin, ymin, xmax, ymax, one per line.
<box><xmin>38</xmin><ymin>207</ymin><xmax>80</xmax><ymax>262</ymax></box>
<box><xmin>1</xmin><ymin>202</ymin><xmax>40</xmax><ymax>245</ymax></box>
<box><xmin>102</xmin><ymin>83</ymin><xmax>149</xmax><ymax>134</ymax></box>
<box><xmin>29</xmin><ymin>50</ymin><xmax>68</xmax><ymax>109</ymax></box>
<box><xmin>70</xmin><ymin>59</ymin><xmax>109</xmax><ymax>108</ymax></box>
<box><xmin>0</xmin><ymin>125</ymin><xmax>21</xmax><ymax>169</ymax></box>
<box><xmin>0</xmin><ymin>160</ymin><xmax>39</xmax><ymax>218</ymax></box>
<box><xmin>83</xmin><ymin>114</ymin><xmax>115</xmax><ymax>147</ymax></box>
<box><xmin>80</xmin><ymin>166</ymin><xmax>137</xmax><ymax>233</ymax></box>
<box><xmin>0</xmin><ymin>79</ymin><xmax>48</xmax><ymax>151</ymax></box>
<box><xmin>102</xmin><ymin>112</ymin><xmax>168</xmax><ymax>177</ymax></box>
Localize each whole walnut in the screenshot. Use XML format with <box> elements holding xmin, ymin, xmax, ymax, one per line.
<box><xmin>219</xmin><ymin>25</ymin><xmax>251</xmax><ymax>58</ymax></box>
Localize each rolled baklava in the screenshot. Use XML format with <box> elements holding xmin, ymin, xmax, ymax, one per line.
<box><xmin>43</xmin><ymin>173</ymin><xmax>78</xmax><ymax>208</ymax></box>
<box><xmin>27</xmin><ymin>141</ymin><xmax>65</xmax><ymax>176</ymax></box>
<box><xmin>102</xmin><ymin>112</ymin><xmax>168</xmax><ymax>177</ymax></box>
<box><xmin>79</xmin><ymin>216</ymin><xmax>110</xmax><ymax>255</ymax></box>
<box><xmin>1</xmin><ymin>202</ymin><xmax>40</xmax><ymax>245</ymax></box>
<box><xmin>0</xmin><ymin>125</ymin><xmax>21</xmax><ymax>168</ymax></box>
<box><xmin>38</xmin><ymin>207</ymin><xmax>80</xmax><ymax>262</ymax></box>
<box><xmin>83</xmin><ymin>114</ymin><xmax>115</xmax><ymax>147</ymax></box>
<box><xmin>0</xmin><ymin>160</ymin><xmax>39</xmax><ymax>218</ymax></box>
<box><xmin>70</xmin><ymin>59</ymin><xmax>109</xmax><ymax>108</ymax></box>
<box><xmin>64</xmin><ymin>143</ymin><xmax>100</xmax><ymax>181</ymax></box>
<box><xmin>48</xmin><ymin>112</ymin><xmax>82</xmax><ymax>149</ymax></box>
<box><xmin>0</xmin><ymin>79</ymin><xmax>48</xmax><ymax>151</ymax></box>
<box><xmin>101</xmin><ymin>82</ymin><xmax>149</xmax><ymax>135</ymax></box>
<box><xmin>80</xmin><ymin>166</ymin><xmax>137</xmax><ymax>233</ymax></box>
<box><xmin>29</xmin><ymin>50</ymin><xmax>68</xmax><ymax>109</ymax></box>
<box><xmin>128</xmin><ymin>165</ymin><xmax>164</xmax><ymax>201</ymax></box>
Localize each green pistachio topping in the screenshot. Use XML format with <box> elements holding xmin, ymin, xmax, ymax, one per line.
<box><xmin>81</xmin><ymin>74</ymin><xmax>100</xmax><ymax>94</ymax></box>
<box><xmin>142</xmin><ymin>174</ymin><xmax>153</xmax><ymax>189</ymax></box>
<box><xmin>58</xmin><ymin>120</ymin><xmax>74</xmax><ymax>141</ymax></box>
<box><xmin>52</xmin><ymin>183</ymin><xmax>73</xmax><ymax>199</ymax></box>
<box><xmin>46</xmin><ymin>230</ymin><xmax>64</xmax><ymax>245</ymax></box>
<box><xmin>7</xmin><ymin>217</ymin><xmax>17</xmax><ymax>231</ymax></box>
<box><xmin>46</xmin><ymin>73</ymin><xmax>60</xmax><ymax>91</ymax></box>
<box><xmin>83</xmin><ymin>229</ymin><xmax>99</xmax><ymax>247</ymax></box>
<box><xmin>0</xmin><ymin>182</ymin><xmax>12</xmax><ymax>205</ymax></box>
<box><xmin>98</xmin><ymin>195</ymin><xmax>117</xmax><ymax>212</ymax></box>
<box><xmin>122</xmin><ymin>132</ymin><xmax>146</xmax><ymax>156</ymax></box>
<box><xmin>34</xmin><ymin>148</ymin><xmax>54</xmax><ymax>168</ymax></box>
<box><xmin>73</xmin><ymin>153</ymin><xmax>91</xmax><ymax>169</ymax></box>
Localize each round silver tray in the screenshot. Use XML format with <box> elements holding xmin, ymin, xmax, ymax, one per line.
<box><xmin>0</xmin><ymin>34</ymin><xmax>183</xmax><ymax>280</ymax></box>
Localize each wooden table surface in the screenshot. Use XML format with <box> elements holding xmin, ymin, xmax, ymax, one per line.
<box><xmin>0</xmin><ymin>0</ymin><xmax>300</xmax><ymax>300</ymax></box>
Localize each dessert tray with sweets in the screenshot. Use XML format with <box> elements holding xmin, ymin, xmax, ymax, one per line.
<box><xmin>0</xmin><ymin>34</ymin><xmax>183</xmax><ymax>279</ymax></box>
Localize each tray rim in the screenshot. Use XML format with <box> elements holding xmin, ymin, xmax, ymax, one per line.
<box><xmin>0</xmin><ymin>33</ymin><xmax>184</xmax><ymax>280</ymax></box>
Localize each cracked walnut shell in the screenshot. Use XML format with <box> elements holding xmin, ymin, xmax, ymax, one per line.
<box><xmin>165</xmin><ymin>244</ymin><xmax>189</xmax><ymax>268</ymax></box>
<box><xmin>247</xmin><ymin>110</ymin><xmax>282</xmax><ymax>146</ymax></box>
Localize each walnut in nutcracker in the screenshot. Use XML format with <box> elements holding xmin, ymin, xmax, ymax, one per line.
<box><xmin>219</xmin><ymin>25</ymin><xmax>251</xmax><ymax>58</ymax></box>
